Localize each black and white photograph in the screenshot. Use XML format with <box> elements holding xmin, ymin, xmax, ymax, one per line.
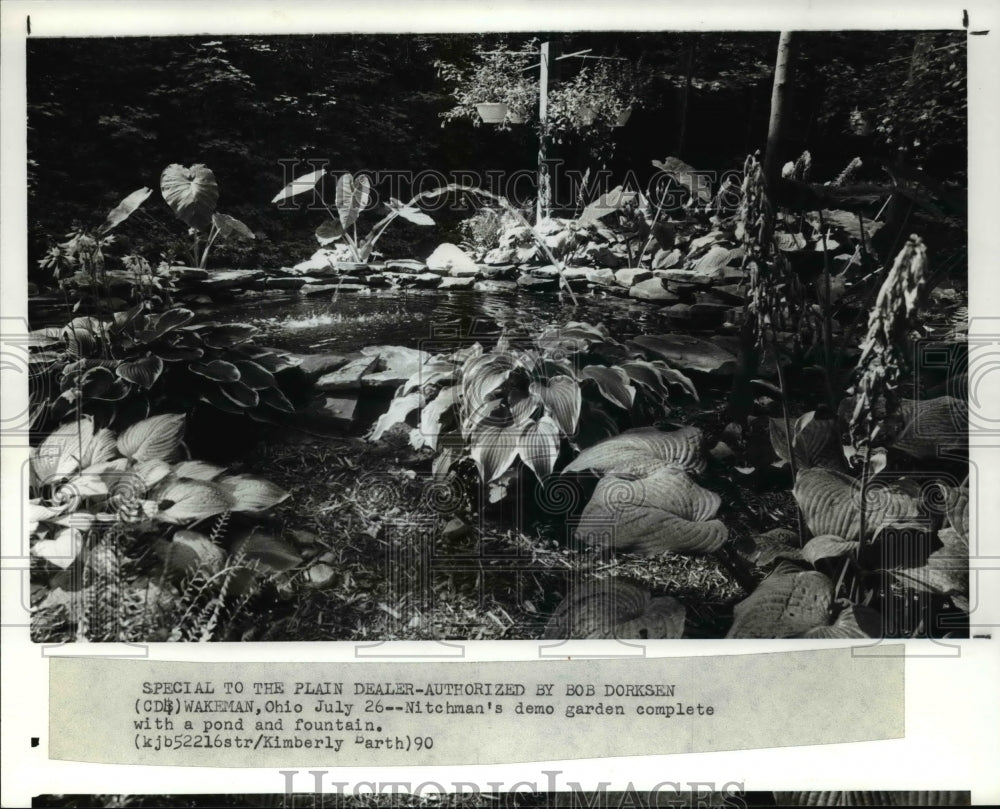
<box><xmin>1</xmin><ymin>1</ymin><xmax>998</xmax><ymax>807</ymax></box>
<box><xmin>20</xmin><ymin>25</ymin><xmax>970</xmax><ymax>643</ymax></box>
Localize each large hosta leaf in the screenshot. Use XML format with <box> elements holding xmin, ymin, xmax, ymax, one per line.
<box><xmin>117</xmin><ymin>413</ymin><xmax>186</xmax><ymax>461</ymax></box>
<box><xmin>631</xmin><ymin>334</ymin><xmax>738</xmax><ymax>376</ymax></box>
<box><xmin>530</xmin><ymin>376</ymin><xmax>581</xmax><ymax>438</ymax></box>
<box><xmin>575</xmin><ymin>467</ymin><xmax>726</xmax><ymax>555</ymax></box>
<box><xmin>793</xmin><ymin>468</ymin><xmax>921</xmax><ymax>542</ymax></box>
<box><xmin>32</xmin><ymin>527</ymin><xmax>84</xmax><ymax>569</ymax></box>
<box><xmin>217</xmin><ymin>474</ymin><xmax>290</xmax><ymax>512</ymax></box>
<box><xmin>155</xmin><ymin>530</ymin><xmax>225</xmax><ymax>577</ymax></box>
<box><xmin>335</xmin><ymin>173</ymin><xmax>372</xmax><ymax>230</ymax></box>
<box><xmin>116</xmin><ymin>356</ymin><xmax>163</xmax><ymax>389</ymax></box>
<box><xmin>892</xmin><ymin>526</ymin><xmax>968</xmax><ymax>601</ymax></box>
<box><xmin>726</xmin><ymin>564</ymin><xmax>835</xmax><ymax>638</ymax></box>
<box><xmin>581</xmin><ymin>365</ymin><xmax>635</xmax><ymax>410</ymax></box>
<box><xmin>32</xmin><ymin>417</ymin><xmax>117</xmax><ymax>484</ymax></box>
<box><xmin>801</xmin><ymin>601</ymin><xmax>881</xmax><ymax>638</ymax></box>
<box><xmin>157</xmin><ymin>479</ymin><xmax>234</xmax><ymax>523</ymax></box>
<box><xmin>189</xmin><ymin>359</ymin><xmax>241</xmax><ymax>382</ymax></box>
<box><xmin>518</xmin><ymin>415</ymin><xmax>561</xmax><ymax>480</ymax></box>
<box><xmin>769</xmin><ymin>411</ymin><xmax>846</xmax><ymax>470</ymax></box>
<box><xmin>542</xmin><ymin>578</ymin><xmax>685</xmax><ymax>639</ymax></box>
<box><xmin>469</xmin><ymin>424</ymin><xmax>521</xmax><ymax>483</ymax></box>
<box><xmin>801</xmin><ymin>534</ymin><xmax>859</xmax><ymax>565</ymax></box>
<box><xmin>411</xmin><ymin>385</ymin><xmax>457</xmax><ymax>451</ymax></box>
<box><xmin>160</xmin><ymin>163</ymin><xmax>219</xmax><ymax>228</ymax></box>
<box><xmin>563</xmin><ymin>426</ymin><xmax>706</xmax><ymax>477</ymax></box>
<box><xmin>893</xmin><ymin>396</ymin><xmax>967</xmax><ymax>458</ymax></box>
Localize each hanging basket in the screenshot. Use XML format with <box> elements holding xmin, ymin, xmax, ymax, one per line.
<box><xmin>578</xmin><ymin>107</ymin><xmax>598</xmax><ymax>126</ymax></box>
<box><xmin>507</xmin><ymin>110</ymin><xmax>525</xmax><ymax>125</ymax></box>
<box><xmin>476</xmin><ymin>103</ymin><xmax>510</xmax><ymax>124</ymax></box>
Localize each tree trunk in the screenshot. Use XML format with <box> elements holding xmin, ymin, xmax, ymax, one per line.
<box><xmin>763</xmin><ymin>31</ymin><xmax>797</xmax><ymax>198</ymax></box>
<box><xmin>676</xmin><ymin>34</ymin><xmax>697</xmax><ymax>158</ymax></box>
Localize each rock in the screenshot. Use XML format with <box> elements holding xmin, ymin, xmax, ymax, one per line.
<box><xmin>360</xmin><ymin>345</ymin><xmax>430</xmax><ymax>388</ymax></box>
<box><xmin>162</xmin><ymin>266</ymin><xmax>209</xmax><ymax>281</ymax></box>
<box><xmin>439</xmin><ymin>276</ymin><xmax>476</xmax><ymax>290</ymax></box>
<box><xmin>198</xmin><ymin>269</ymin><xmax>265</xmax><ymax>289</ymax></box>
<box><xmin>412</xmin><ymin>272</ymin><xmax>442</xmax><ymax>288</ymax></box>
<box><xmin>529</xmin><ymin>264</ymin><xmax>561</xmax><ymax>279</ymax></box>
<box><xmin>364</xmin><ymin>274</ymin><xmax>390</xmax><ymax>287</ymax></box>
<box><xmin>631</xmin><ymin>333</ymin><xmax>739</xmax><ymax>376</ymax></box>
<box><xmin>385</xmin><ymin>259</ymin><xmax>427</xmax><ymax>274</ymax></box>
<box><xmin>294</xmin><ymin>353</ymin><xmax>348</xmax><ymax>383</ymax></box>
<box><xmin>301</xmin><ymin>394</ymin><xmax>359</xmax><ymax>431</ymax></box>
<box><xmin>517</xmin><ymin>275</ymin><xmax>558</xmax><ymax>292</ymax></box>
<box><xmin>315</xmin><ymin>356</ymin><xmax>379</xmax><ymax>392</ymax></box>
<box><xmin>560</xmin><ymin>267</ymin><xmax>592</xmax><ymax>290</ymax></box>
<box><xmin>628</xmin><ymin>278</ymin><xmax>680</xmax><ymax>303</ymax></box>
<box><xmin>426</xmin><ymin>243</ymin><xmax>479</xmax><ymax>276</ymax></box>
<box><xmin>585</xmin><ymin>267</ymin><xmax>617</xmax><ymax>287</ymax></box>
<box><xmin>480</xmin><ymin>264</ymin><xmax>518</xmax><ymax>280</ymax></box>
<box><xmin>327</xmin><ymin>283</ymin><xmax>367</xmax><ymax>294</ymax></box>
<box><xmin>180</xmin><ymin>294</ymin><xmax>214</xmax><ymax>305</ymax></box>
<box><xmin>301</xmin><ymin>284</ymin><xmax>343</xmax><ymax>297</ymax></box>
<box><xmin>584</xmin><ymin>243</ymin><xmax>624</xmax><ymax>270</ymax></box>
<box><xmin>615</xmin><ymin>268</ymin><xmax>653</xmax><ymax>288</ymax></box>
<box><xmin>293</xmin><ymin>250</ymin><xmax>339</xmax><ymax>273</ymax></box>
<box><xmin>442</xmin><ymin>517</ymin><xmax>471</xmax><ymax>542</ymax></box>
<box><xmin>303</xmin><ymin>562</ymin><xmax>336</xmax><ymax>588</ymax></box>
<box><xmin>483</xmin><ymin>247</ymin><xmax>519</xmax><ymax>265</ymax></box>
<box><xmin>262</xmin><ymin>276</ymin><xmax>307</xmax><ymax>290</ymax></box>
<box><xmin>474</xmin><ymin>280</ymin><xmax>518</xmax><ymax>293</ymax></box>
<box><xmin>330</xmin><ymin>261</ymin><xmax>371</xmax><ymax>275</ymax></box>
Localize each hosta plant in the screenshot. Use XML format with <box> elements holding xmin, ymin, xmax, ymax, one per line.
<box><xmin>29</xmin><ymin>414</ymin><xmax>290</xmax><ymax>571</ymax></box>
<box><xmin>28</xmin><ymin>305</ymin><xmax>299</xmax><ymax>432</ymax></box>
<box><xmin>369</xmin><ymin>321</ymin><xmax>698</xmax><ymax>502</ymax></box>
<box><xmin>160</xmin><ymin>163</ymin><xmax>254</xmax><ymax>269</ymax></box>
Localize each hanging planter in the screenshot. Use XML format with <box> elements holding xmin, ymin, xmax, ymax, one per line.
<box><xmin>578</xmin><ymin>107</ymin><xmax>598</xmax><ymax>126</ymax></box>
<box><xmin>476</xmin><ymin>103</ymin><xmax>510</xmax><ymax>125</ymax></box>
<box><xmin>507</xmin><ymin>110</ymin><xmax>525</xmax><ymax>124</ymax></box>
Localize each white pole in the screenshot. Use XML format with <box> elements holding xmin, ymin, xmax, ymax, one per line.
<box><xmin>537</xmin><ymin>41</ymin><xmax>550</xmax><ymax>224</ymax></box>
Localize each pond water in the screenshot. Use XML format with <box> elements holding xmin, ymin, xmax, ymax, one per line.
<box><xmin>239</xmin><ymin>289</ymin><xmax>688</xmax><ymax>354</ymax></box>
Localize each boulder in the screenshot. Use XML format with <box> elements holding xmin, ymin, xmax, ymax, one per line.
<box><xmin>517</xmin><ymin>275</ymin><xmax>558</xmax><ymax>292</ymax></box>
<box><xmin>412</xmin><ymin>272</ymin><xmax>443</xmax><ymax>288</ymax></box>
<box><xmin>615</xmin><ymin>268</ymin><xmax>653</xmax><ymax>288</ymax></box>
<box><xmin>439</xmin><ymin>276</ymin><xmax>476</xmax><ymax>290</ymax></box>
<box><xmin>360</xmin><ymin>345</ymin><xmax>430</xmax><ymax>389</ymax></box>
<box><xmin>528</xmin><ymin>264</ymin><xmax>561</xmax><ymax>279</ymax></box>
<box><xmin>480</xmin><ymin>264</ymin><xmax>518</xmax><ymax>280</ymax></box>
<box><xmin>315</xmin><ymin>356</ymin><xmax>379</xmax><ymax>392</ymax></box>
<box><xmin>585</xmin><ymin>267</ymin><xmax>617</xmax><ymax>287</ymax></box>
<box><xmin>628</xmin><ymin>278</ymin><xmax>680</xmax><ymax>303</ymax></box>
<box><xmin>301</xmin><ymin>394</ymin><xmax>359</xmax><ymax>431</ymax></box>
<box><xmin>483</xmin><ymin>247</ymin><xmax>519</xmax><ymax>266</ymax></box>
<box><xmin>385</xmin><ymin>258</ymin><xmax>427</xmax><ymax>274</ymax></box>
<box><xmin>294</xmin><ymin>353</ymin><xmax>348</xmax><ymax>384</ymax></box>
<box><xmin>426</xmin><ymin>243</ymin><xmax>479</xmax><ymax>276</ymax></box>
<box><xmin>652</xmin><ymin>248</ymin><xmax>683</xmax><ymax>270</ymax></box>
<box><xmin>584</xmin><ymin>243</ymin><xmax>625</xmax><ymax>270</ymax></box>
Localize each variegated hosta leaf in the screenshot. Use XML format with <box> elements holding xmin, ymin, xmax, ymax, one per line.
<box><xmin>172</xmin><ymin>460</ymin><xmax>226</xmax><ymax>480</ymax></box>
<box><xmin>31</xmin><ymin>417</ymin><xmax>118</xmax><ymax>485</ymax></box>
<box><xmin>369</xmin><ymin>391</ymin><xmax>424</xmax><ymax>442</ymax></box>
<box><xmin>117</xmin><ymin>413</ymin><xmax>186</xmax><ymax>462</ymax></box>
<box><xmin>801</xmin><ymin>534</ymin><xmax>859</xmax><ymax>565</ymax></box>
<box><xmin>542</xmin><ymin>578</ymin><xmax>684</xmax><ymax>639</ymax></box>
<box><xmin>575</xmin><ymin>467</ymin><xmax>727</xmax><ymax>555</ymax></box>
<box><xmin>793</xmin><ymin>468</ymin><xmax>921</xmax><ymax>542</ymax></box>
<box><xmin>563</xmin><ymin>425</ymin><xmax>707</xmax><ymax>477</ymax></box>
<box><xmin>31</xmin><ymin>527</ymin><xmax>85</xmax><ymax>569</ymax></box>
<box><xmin>160</xmin><ymin>163</ymin><xmax>219</xmax><ymax>229</ymax></box>
<box><xmin>401</xmin><ymin>359</ymin><xmax>457</xmax><ymax>396</ymax></box>
<box><xmin>469</xmin><ymin>425</ymin><xmax>520</xmax><ymax>483</ymax></box>
<box><xmin>460</xmin><ymin>352</ymin><xmax>515</xmax><ymax>429</ymax></box>
<box><xmin>116</xmin><ymin>356</ymin><xmax>163</xmax><ymax>389</ymax></box>
<box><xmin>217</xmin><ymin>474</ymin><xmax>290</xmax><ymax>512</ymax></box>
<box><xmin>581</xmin><ymin>365</ymin><xmax>635</xmax><ymax>410</ymax></box>
<box><xmin>530</xmin><ymin>375</ymin><xmax>581</xmax><ymax>438</ymax></box>
<box><xmin>518</xmin><ymin>415</ymin><xmax>561</xmax><ymax>480</ymax></box>
<box><xmin>769</xmin><ymin>411</ymin><xmax>845</xmax><ymax>470</ymax></box>
<box><xmin>893</xmin><ymin>396</ymin><xmax>967</xmax><ymax>459</ymax></box>
<box><xmin>726</xmin><ymin>565</ymin><xmax>835</xmax><ymax>638</ymax></box>
<box><xmin>773</xmin><ymin>791</ymin><xmax>969</xmax><ymax>807</ymax></box>
<box><xmin>157</xmin><ymin>479</ymin><xmax>234</xmax><ymax>523</ymax></box>
<box><xmin>189</xmin><ymin>358</ymin><xmax>241</xmax><ymax>382</ymax></box>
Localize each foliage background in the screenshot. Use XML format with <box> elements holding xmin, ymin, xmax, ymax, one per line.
<box><xmin>27</xmin><ymin>31</ymin><xmax>965</xmax><ymax>270</ymax></box>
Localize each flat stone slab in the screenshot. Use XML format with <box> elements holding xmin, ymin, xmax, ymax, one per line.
<box><xmin>360</xmin><ymin>345</ymin><xmax>431</xmax><ymax>388</ymax></box>
<box><xmin>628</xmin><ymin>277</ymin><xmax>680</xmax><ymax>303</ymax></box>
<box><xmin>474</xmin><ymin>280</ymin><xmax>518</xmax><ymax>293</ymax></box>
<box><xmin>517</xmin><ymin>275</ymin><xmax>558</xmax><ymax>292</ymax></box>
<box><xmin>315</xmin><ymin>356</ymin><xmax>379</xmax><ymax>392</ymax></box>
<box><xmin>615</xmin><ymin>268</ymin><xmax>653</xmax><ymax>288</ymax></box>
<box><xmin>198</xmin><ymin>269</ymin><xmax>265</xmax><ymax>289</ymax></box>
<box><xmin>439</xmin><ymin>276</ymin><xmax>476</xmax><ymax>290</ymax></box>
<box><xmin>294</xmin><ymin>353</ymin><xmax>348</xmax><ymax>383</ymax></box>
